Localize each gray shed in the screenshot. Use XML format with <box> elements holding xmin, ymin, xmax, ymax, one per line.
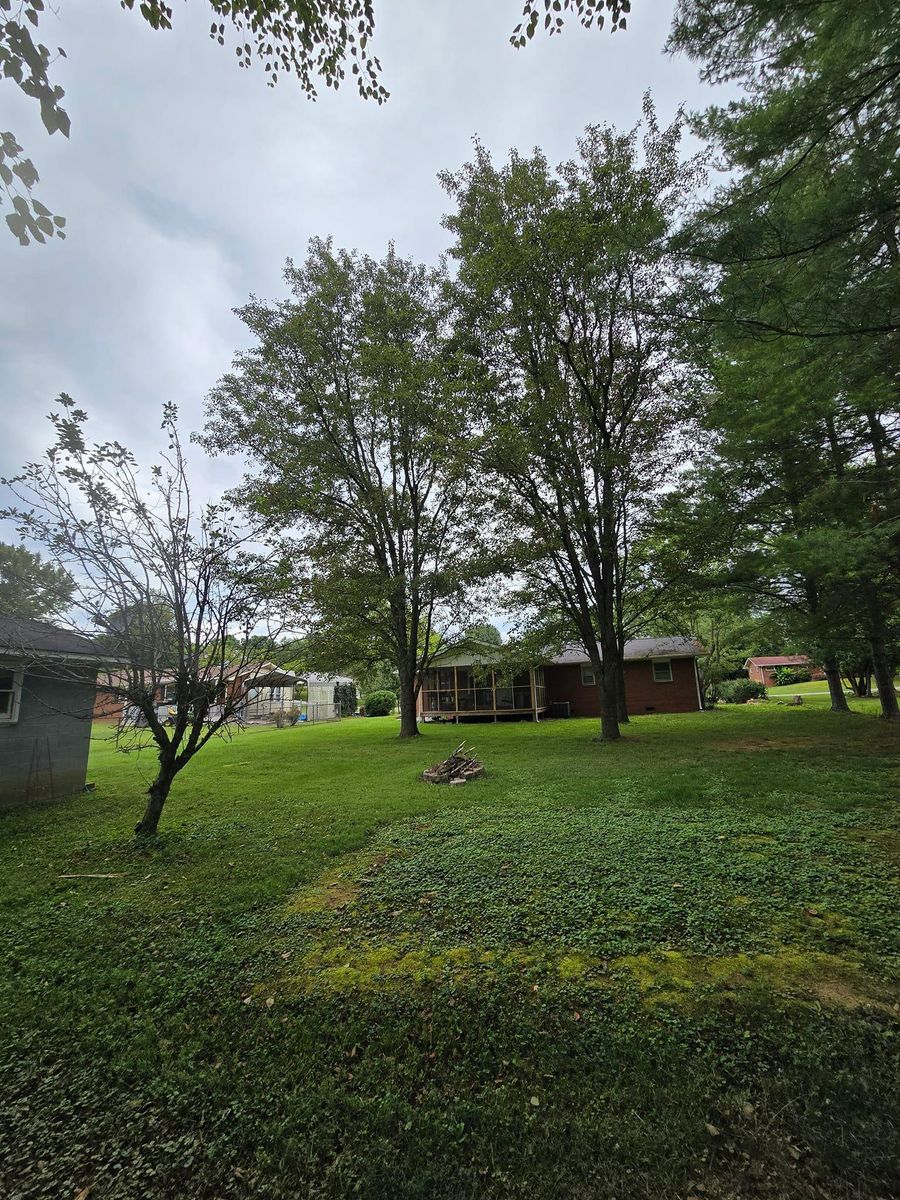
<box><xmin>0</xmin><ymin>615</ymin><xmax>109</xmax><ymax>807</ymax></box>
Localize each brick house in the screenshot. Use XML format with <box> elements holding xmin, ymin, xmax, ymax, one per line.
<box><xmin>418</xmin><ymin>636</ymin><xmax>704</xmax><ymax>722</ymax></box>
<box><xmin>743</xmin><ymin>655</ymin><xmax>824</xmax><ymax>687</ymax></box>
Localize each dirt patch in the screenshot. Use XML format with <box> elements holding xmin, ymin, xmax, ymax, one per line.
<box><xmin>712</xmin><ymin>737</ymin><xmax>817</xmax><ymax>753</ymax></box>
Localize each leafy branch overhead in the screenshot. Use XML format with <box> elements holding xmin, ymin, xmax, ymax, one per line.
<box><xmin>511</xmin><ymin>0</ymin><xmax>631</xmax><ymax>46</ymax></box>
<box><xmin>1</xmin><ymin>0</ymin><xmax>635</xmax><ymax>244</ymax></box>
<box><xmin>0</xmin><ymin>0</ymin><xmax>68</xmax><ymax>244</ymax></box>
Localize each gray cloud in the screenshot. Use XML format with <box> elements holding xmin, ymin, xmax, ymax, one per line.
<box><xmin>0</xmin><ymin>0</ymin><xmax>722</xmax><ymax>509</ymax></box>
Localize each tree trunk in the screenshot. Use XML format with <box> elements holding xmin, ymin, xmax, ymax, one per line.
<box><xmin>822</xmin><ymin>657</ymin><xmax>850</xmax><ymax>713</ymax></box>
<box><xmin>869</xmin><ymin>633</ymin><xmax>900</xmax><ymax>720</ymax></box>
<box><xmin>135</xmin><ymin>763</ymin><xmax>176</xmax><ymax>836</ymax></box>
<box><xmin>597</xmin><ymin>638</ymin><xmax>621</xmax><ymax>742</ymax></box>
<box><xmin>865</xmin><ymin>588</ymin><xmax>900</xmax><ymax>720</ymax></box>
<box><xmin>397</xmin><ymin>673</ymin><xmax>420</xmax><ymax>738</ymax></box>
<box><xmin>615</xmin><ymin>653</ymin><xmax>629</xmax><ymax>724</ymax></box>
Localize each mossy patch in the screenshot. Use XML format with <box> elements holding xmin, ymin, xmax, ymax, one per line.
<box><xmin>842</xmin><ymin>826</ymin><xmax>900</xmax><ymax>867</ymax></box>
<box><xmin>613</xmin><ymin>948</ymin><xmax>895</xmax><ymax>1011</ymax></box>
<box><xmin>285</xmin><ymin>844</ymin><xmax>398</xmax><ymax>914</ymax></box>
<box><xmin>265</xmin><ymin>936</ymin><xmax>898</xmax><ymax>1016</ymax></box>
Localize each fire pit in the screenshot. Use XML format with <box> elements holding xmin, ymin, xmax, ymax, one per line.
<box><xmin>422</xmin><ymin>741</ymin><xmax>485</xmax><ymax>785</ymax></box>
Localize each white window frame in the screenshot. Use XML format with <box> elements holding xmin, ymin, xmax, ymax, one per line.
<box><xmin>0</xmin><ymin>665</ymin><xmax>24</xmax><ymax>725</ymax></box>
<box><xmin>580</xmin><ymin>662</ymin><xmax>596</xmax><ymax>686</ymax></box>
<box><xmin>652</xmin><ymin>658</ymin><xmax>673</xmax><ymax>683</ymax></box>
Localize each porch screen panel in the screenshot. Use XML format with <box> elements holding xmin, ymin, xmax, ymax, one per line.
<box><xmin>422</xmin><ymin>669</ymin><xmax>440</xmax><ymax>713</ymax></box>
<box><xmin>456</xmin><ymin>667</ymin><xmax>476</xmax><ymax>712</ymax></box>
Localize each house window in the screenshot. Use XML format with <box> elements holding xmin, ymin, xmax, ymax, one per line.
<box><xmin>652</xmin><ymin>658</ymin><xmax>673</xmax><ymax>683</ymax></box>
<box><xmin>0</xmin><ymin>667</ymin><xmax>23</xmax><ymax>724</ymax></box>
<box><xmin>580</xmin><ymin>662</ymin><xmax>596</xmax><ymax>686</ymax></box>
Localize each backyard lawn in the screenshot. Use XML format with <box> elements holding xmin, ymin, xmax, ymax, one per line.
<box><xmin>1</xmin><ymin>703</ymin><xmax>898</xmax><ymax>1199</ymax></box>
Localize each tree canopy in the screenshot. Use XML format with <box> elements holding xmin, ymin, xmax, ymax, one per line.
<box><xmin>201</xmin><ymin>240</ymin><xmax>489</xmax><ymax>737</ymax></box>
<box><xmin>0</xmin><ymin>540</ymin><xmax>74</xmax><ymax>618</ymax></box>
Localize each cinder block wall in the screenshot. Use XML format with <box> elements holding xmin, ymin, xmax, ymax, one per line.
<box><xmin>0</xmin><ymin>667</ymin><xmax>97</xmax><ymax>807</ymax></box>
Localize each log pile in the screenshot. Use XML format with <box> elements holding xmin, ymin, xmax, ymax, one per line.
<box><xmin>422</xmin><ymin>742</ymin><xmax>485</xmax><ymax>785</ymax></box>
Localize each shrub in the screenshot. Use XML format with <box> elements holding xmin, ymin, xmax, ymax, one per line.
<box><xmin>363</xmin><ymin>689</ymin><xmax>396</xmax><ymax>716</ymax></box>
<box><xmin>716</xmin><ymin>679</ymin><xmax>768</xmax><ymax>704</ymax></box>
<box><xmin>334</xmin><ymin>681</ymin><xmax>358</xmax><ymax>716</ymax></box>
<box><xmin>271</xmin><ymin>704</ymin><xmax>302</xmax><ymax>728</ymax></box>
<box><xmin>773</xmin><ymin>666</ymin><xmax>811</xmax><ymax>686</ymax></box>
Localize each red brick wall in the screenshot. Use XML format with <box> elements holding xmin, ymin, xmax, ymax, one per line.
<box><xmin>93</xmin><ymin>686</ymin><xmax>124</xmax><ymax>721</ymax></box>
<box><xmin>545</xmin><ymin>658</ymin><xmax>701</xmax><ymax>717</ymax></box>
<box><xmin>747</xmin><ymin>661</ymin><xmax>825</xmax><ymax>686</ymax></box>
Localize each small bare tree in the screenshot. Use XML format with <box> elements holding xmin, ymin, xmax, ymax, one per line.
<box><xmin>2</xmin><ymin>397</ymin><xmax>296</xmax><ymax>835</ymax></box>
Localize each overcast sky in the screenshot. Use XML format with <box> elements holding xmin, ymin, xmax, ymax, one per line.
<box><xmin>0</xmin><ymin>0</ymin><xmax>724</xmax><ymax>517</ymax></box>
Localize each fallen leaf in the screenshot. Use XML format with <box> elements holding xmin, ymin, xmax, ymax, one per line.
<box><xmin>75</xmin><ymin>1187</ymin><xmax>92</xmax><ymax>1200</ymax></box>
<box><xmin>742</xmin><ymin>1102</ymin><xmax>755</xmax><ymax>1117</ymax></box>
<box><xmin>530</xmin><ymin>1095</ymin><xmax>540</xmax><ymax>1106</ymax></box>
<box><xmin>672</xmin><ymin>882</ymin><xmax>684</xmax><ymax>889</ymax></box>
<box><xmin>265</xmin><ymin>997</ymin><xmax>275</xmax><ymax>1008</ymax></box>
<box><xmin>242</xmin><ymin>995</ymin><xmax>252</xmax><ymax>1005</ymax></box>
<box><xmin>705</xmin><ymin>1123</ymin><xmax>721</xmax><ymax>1137</ymax></box>
<box><xmin>572</xmin><ymin>1011</ymin><xmax>582</xmax><ymax>1021</ymax></box>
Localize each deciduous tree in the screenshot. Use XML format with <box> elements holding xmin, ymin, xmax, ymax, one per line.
<box><xmin>0</xmin><ymin>540</ymin><xmax>73</xmax><ymax>618</ymax></box>
<box><xmin>201</xmin><ymin>241</ymin><xmax>486</xmax><ymax>738</ymax></box>
<box><xmin>2</xmin><ymin>398</ymin><xmax>295</xmax><ymax>833</ymax></box>
<box><xmin>443</xmin><ymin>100</ymin><xmax>704</xmax><ymax>739</ymax></box>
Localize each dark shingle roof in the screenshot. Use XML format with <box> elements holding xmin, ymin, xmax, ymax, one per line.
<box><xmin>551</xmin><ymin>637</ymin><xmax>703</xmax><ymax>664</ymax></box>
<box><xmin>0</xmin><ymin>614</ymin><xmax>107</xmax><ymax>660</ymax></box>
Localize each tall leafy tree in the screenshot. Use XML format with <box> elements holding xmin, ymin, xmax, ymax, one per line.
<box><xmin>669</xmin><ymin>334</ymin><xmax>900</xmax><ymax>719</ymax></box>
<box><xmin>442</xmin><ymin>100</ymin><xmax>704</xmax><ymax>740</ymax></box>
<box><xmin>672</xmin><ymin>0</ymin><xmax>900</xmax><ymax>340</ymax></box>
<box><xmin>201</xmin><ymin>240</ymin><xmax>485</xmax><ymax>738</ymax></box>
<box><xmin>647</xmin><ymin>1</ymin><xmax>900</xmax><ymax>717</ymax></box>
<box><xmin>0</xmin><ymin>541</ymin><xmax>73</xmax><ymax>618</ymax></box>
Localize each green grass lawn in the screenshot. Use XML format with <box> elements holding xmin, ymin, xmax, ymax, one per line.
<box><xmin>1</xmin><ymin>704</ymin><xmax>898</xmax><ymax>1199</ymax></box>
<box><xmin>766</xmin><ymin>678</ymin><xmax>900</xmax><ymax>699</ymax></box>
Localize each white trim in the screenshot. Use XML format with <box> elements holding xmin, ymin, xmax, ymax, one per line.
<box><xmin>693</xmin><ymin>657</ymin><xmax>703</xmax><ymax>710</ymax></box>
<box><xmin>0</xmin><ymin>665</ymin><xmax>24</xmax><ymax>725</ymax></box>
<box><xmin>580</xmin><ymin>662</ymin><xmax>596</xmax><ymax>686</ymax></box>
<box><xmin>651</xmin><ymin>658</ymin><xmax>673</xmax><ymax>683</ymax></box>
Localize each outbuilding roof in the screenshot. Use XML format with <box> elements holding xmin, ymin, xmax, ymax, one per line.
<box><xmin>0</xmin><ymin>614</ymin><xmax>108</xmax><ymax>661</ymax></box>
<box><xmin>744</xmin><ymin>655</ymin><xmax>810</xmax><ymax>668</ymax></box>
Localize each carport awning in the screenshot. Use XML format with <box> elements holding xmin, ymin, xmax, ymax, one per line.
<box><xmin>245</xmin><ymin>669</ymin><xmax>300</xmax><ymax>687</ymax></box>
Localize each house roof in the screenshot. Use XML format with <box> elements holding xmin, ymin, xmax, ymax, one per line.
<box><xmin>552</xmin><ymin>637</ymin><xmax>703</xmax><ymax>665</ymax></box>
<box><xmin>306</xmin><ymin>673</ymin><xmax>354</xmax><ymax>686</ymax></box>
<box><xmin>744</xmin><ymin>655</ymin><xmax>810</xmax><ymax>668</ymax></box>
<box><xmin>0</xmin><ymin>614</ymin><xmax>109</xmax><ymax>661</ymax></box>
<box><xmin>433</xmin><ymin>636</ymin><xmax>703</xmax><ymax>670</ymax></box>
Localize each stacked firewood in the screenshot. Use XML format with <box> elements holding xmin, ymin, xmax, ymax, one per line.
<box><xmin>422</xmin><ymin>742</ymin><xmax>485</xmax><ymax>785</ymax></box>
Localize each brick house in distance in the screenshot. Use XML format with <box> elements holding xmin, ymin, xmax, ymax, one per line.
<box><xmin>418</xmin><ymin>637</ymin><xmax>704</xmax><ymax>722</ymax></box>
<box><xmin>744</xmin><ymin>655</ymin><xmax>824</xmax><ymax>687</ymax></box>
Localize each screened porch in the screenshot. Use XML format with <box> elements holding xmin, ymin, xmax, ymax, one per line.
<box><xmin>419</xmin><ymin>664</ymin><xmax>548</xmax><ymax>721</ymax></box>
